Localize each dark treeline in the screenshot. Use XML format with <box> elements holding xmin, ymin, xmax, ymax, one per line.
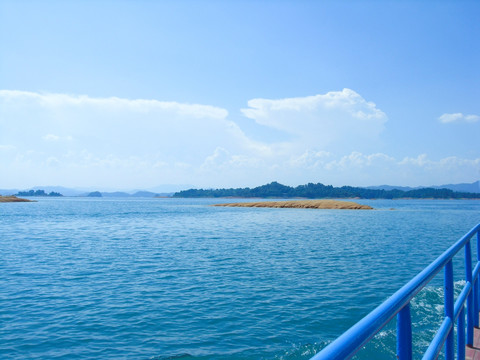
<box><xmin>16</xmin><ymin>190</ymin><xmax>63</xmax><ymax>197</ymax></box>
<box><xmin>173</xmin><ymin>181</ymin><xmax>480</xmax><ymax>199</ymax></box>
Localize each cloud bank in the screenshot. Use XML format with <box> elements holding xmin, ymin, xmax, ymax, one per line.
<box><xmin>241</xmin><ymin>88</ymin><xmax>387</xmax><ymax>153</ymax></box>
<box><xmin>0</xmin><ymin>90</ymin><xmax>478</xmax><ymax>189</ymax></box>
<box><xmin>438</xmin><ymin>113</ymin><xmax>480</xmax><ymax>124</ymax></box>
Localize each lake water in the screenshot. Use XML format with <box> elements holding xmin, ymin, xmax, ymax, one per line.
<box><xmin>1</xmin><ymin>198</ymin><xmax>479</xmax><ymax>359</ymax></box>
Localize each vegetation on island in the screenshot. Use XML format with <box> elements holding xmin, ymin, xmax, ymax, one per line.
<box><xmin>16</xmin><ymin>189</ymin><xmax>63</xmax><ymax>197</ymax></box>
<box><xmin>174</xmin><ymin>181</ymin><xmax>480</xmax><ymax>199</ymax></box>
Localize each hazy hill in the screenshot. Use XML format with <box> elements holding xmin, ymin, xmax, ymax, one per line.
<box><xmin>131</xmin><ymin>191</ymin><xmax>158</xmax><ymax>197</ymax></box>
<box><xmin>366</xmin><ymin>180</ymin><xmax>479</xmax><ymax>193</ymax></box>
<box><xmin>100</xmin><ymin>192</ymin><xmax>131</xmax><ymax>197</ymax></box>
<box><xmin>434</xmin><ymin>181</ymin><xmax>479</xmax><ymax>193</ymax></box>
<box><xmin>0</xmin><ymin>189</ymin><xmax>19</xmax><ymax>196</ymax></box>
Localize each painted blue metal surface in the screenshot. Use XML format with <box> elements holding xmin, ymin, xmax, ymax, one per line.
<box><xmin>396</xmin><ymin>304</ymin><xmax>412</xmax><ymax>360</ymax></box>
<box><xmin>310</xmin><ymin>223</ymin><xmax>480</xmax><ymax>360</ymax></box>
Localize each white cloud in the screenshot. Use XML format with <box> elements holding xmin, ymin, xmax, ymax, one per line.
<box><xmin>0</xmin><ymin>144</ymin><xmax>16</xmax><ymax>151</ymax></box>
<box><xmin>43</xmin><ymin>134</ymin><xmax>60</xmax><ymax>141</ymax></box>
<box><xmin>0</xmin><ymin>90</ymin><xmax>262</xmax><ymax>161</ymax></box>
<box><xmin>304</xmin><ymin>152</ymin><xmax>480</xmax><ymax>187</ymax></box>
<box><xmin>399</xmin><ymin>154</ymin><xmax>430</xmax><ymax>167</ymax></box>
<box><xmin>394</xmin><ymin>155</ymin><xmax>480</xmax><ymax>185</ymax></box>
<box><xmin>326</xmin><ymin>152</ymin><xmax>396</xmax><ymax>170</ymax></box>
<box><xmin>241</xmin><ymin>88</ymin><xmax>387</xmax><ymax>153</ymax></box>
<box><xmin>201</xmin><ymin>147</ymin><xmax>232</xmax><ymax>169</ymax></box>
<box><xmin>438</xmin><ymin>113</ymin><xmax>480</xmax><ymax>124</ymax></box>
<box><xmin>201</xmin><ymin>147</ymin><xmax>264</xmax><ymax>171</ymax></box>
<box><xmin>43</xmin><ymin>134</ymin><xmax>73</xmax><ymax>142</ymax></box>
<box><xmin>0</xmin><ymin>90</ymin><xmax>228</xmax><ymax>120</ymax></box>
<box><xmin>1</xmin><ymin>89</ymin><xmax>479</xmax><ymax>189</ymax></box>
<box><xmin>288</xmin><ymin>150</ymin><xmax>332</xmax><ymax>168</ymax></box>
<box><xmin>46</xmin><ymin>157</ymin><xmax>60</xmax><ymax>167</ymax></box>
<box><xmin>0</xmin><ymin>90</ymin><xmax>263</xmax><ymax>188</ymax></box>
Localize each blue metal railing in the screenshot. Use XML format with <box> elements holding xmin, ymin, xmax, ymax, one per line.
<box><xmin>310</xmin><ymin>223</ymin><xmax>480</xmax><ymax>360</ymax></box>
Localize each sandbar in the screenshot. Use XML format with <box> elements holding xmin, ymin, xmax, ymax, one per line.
<box><xmin>212</xmin><ymin>199</ymin><xmax>373</xmax><ymax>210</ymax></box>
<box><xmin>0</xmin><ymin>196</ymin><xmax>35</xmax><ymax>203</ymax></box>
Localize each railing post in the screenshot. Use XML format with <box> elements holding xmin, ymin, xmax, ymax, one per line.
<box><xmin>445</xmin><ymin>260</ymin><xmax>454</xmax><ymax>360</ymax></box>
<box><xmin>458</xmin><ymin>306</ymin><xmax>466</xmax><ymax>360</ymax></box>
<box><xmin>475</xmin><ymin>280</ymin><xmax>479</xmax><ymax>328</ymax></box>
<box><xmin>477</xmin><ymin>230</ymin><xmax>480</xmax><ymax>327</ymax></box>
<box><xmin>472</xmin><ymin>278</ymin><xmax>479</xmax><ymax>327</ymax></box>
<box><xmin>466</xmin><ymin>241</ymin><xmax>474</xmax><ymax>345</ymax></box>
<box><xmin>397</xmin><ymin>303</ymin><xmax>412</xmax><ymax>360</ymax></box>
<box><xmin>477</xmin><ymin>229</ymin><xmax>480</xmax><ymax>264</ymax></box>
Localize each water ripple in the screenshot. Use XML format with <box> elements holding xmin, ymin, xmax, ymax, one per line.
<box><xmin>1</xmin><ymin>198</ymin><xmax>478</xmax><ymax>359</ymax></box>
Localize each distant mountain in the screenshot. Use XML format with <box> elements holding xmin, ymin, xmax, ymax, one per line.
<box><xmin>100</xmin><ymin>191</ymin><xmax>132</xmax><ymax>197</ymax></box>
<box><xmin>144</xmin><ymin>184</ymin><xmax>195</xmax><ymax>193</ymax></box>
<box><xmin>433</xmin><ymin>181</ymin><xmax>479</xmax><ymax>193</ymax></box>
<box><xmin>366</xmin><ymin>180</ymin><xmax>479</xmax><ymax>193</ymax></box>
<box><xmin>154</xmin><ymin>193</ymin><xmax>175</xmax><ymax>197</ymax></box>
<box><xmin>1</xmin><ymin>186</ymin><xmax>169</xmax><ymax>197</ymax></box>
<box><xmin>87</xmin><ymin>191</ymin><xmax>102</xmax><ymax>197</ymax></box>
<box><xmin>0</xmin><ymin>189</ymin><xmax>19</xmax><ymax>196</ymax></box>
<box><xmin>131</xmin><ymin>191</ymin><xmax>158</xmax><ymax>197</ymax></box>
<box><xmin>0</xmin><ymin>186</ymin><xmax>172</xmax><ymax>197</ymax></box>
<box><xmin>365</xmin><ymin>185</ymin><xmax>419</xmax><ymax>191</ymax></box>
<box><xmin>98</xmin><ymin>191</ymin><xmax>160</xmax><ymax>197</ymax></box>
<box><xmin>78</xmin><ymin>190</ymin><xmax>162</xmax><ymax>197</ymax></box>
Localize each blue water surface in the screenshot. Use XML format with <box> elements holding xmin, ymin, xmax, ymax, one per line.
<box><xmin>0</xmin><ymin>198</ymin><xmax>479</xmax><ymax>359</ymax></box>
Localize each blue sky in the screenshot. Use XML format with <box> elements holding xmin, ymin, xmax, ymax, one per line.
<box><xmin>1</xmin><ymin>0</ymin><xmax>479</xmax><ymax>190</ymax></box>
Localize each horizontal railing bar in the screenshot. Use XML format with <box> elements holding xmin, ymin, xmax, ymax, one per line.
<box><xmin>454</xmin><ymin>282</ymin><xmax>472</xmax><ymax>322</ymax></box>
<box><xmin>310</xmin><ymin>223</ymin><xmax>480</xmax><ymax>360</ymax></box>
<box><xmin>465</xmin><ymin>223</ymin><xmax>480</xmax><ymax>241</ymax></box>
<box><xmin>422</xmin><ymin>317</ymin><xmax>453</xmax><ymax>360</ymax></box>
<box><xmin>473</xmin><ymin>262</ymin><xmax>480</xmax><ymax>281</ymax></box>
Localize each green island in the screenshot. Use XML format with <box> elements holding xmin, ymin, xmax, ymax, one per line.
<box><xmin>16</xmin><ymin>190</ymin><xmax>63</xmax><ymax>197</ymax></box>
<box><xmin>174</xmin><ymin>181</ymin><xmax>480</xmax><ymax>199</ymax></box>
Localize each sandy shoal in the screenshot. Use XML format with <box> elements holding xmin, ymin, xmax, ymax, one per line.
<box><xmin>212</xmin><ymin>199</ymin><xmax>373</xmax><ymax>210</ymax></box>
<box><xmin>0</xmin><ymin>196</ymin><xmax>35</xmax><ymax>203</ymax></box>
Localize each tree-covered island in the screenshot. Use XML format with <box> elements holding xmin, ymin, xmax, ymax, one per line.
<box><xmin>16</xmin><ymin>190</ymin><xmax>63</xmax><ymax>197</ymax></box>
<box><xmin>173</xmin><ymin>181</ymin><xmax>480</xmax><ymax>199</ymax></box>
